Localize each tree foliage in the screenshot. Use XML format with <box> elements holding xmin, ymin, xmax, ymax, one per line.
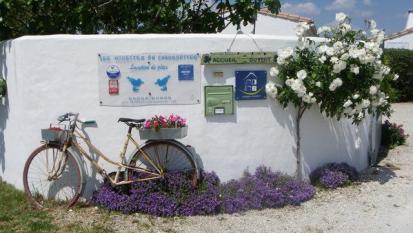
<box><xmin>0</xmin><ymin>0</ymin><xmax>281</xmax><ymax>40</ymax></box>
<box><xmin>382</xmin><ymin>49</ymin><xmax>413</xmax><ymax>102</ymax></box>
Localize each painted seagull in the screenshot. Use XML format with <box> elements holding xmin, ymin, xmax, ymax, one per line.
<box><xmin>127</xmin><ymin>76</ymin><xmax>144</xmax><ymax>92</ymax></box>
<box><xmin>155</xmin><ymin>75</ymin><xmax>170</xmax><ymax>91</ymax></box>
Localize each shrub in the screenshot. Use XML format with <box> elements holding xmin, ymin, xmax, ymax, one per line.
<box><xmin>310</xmin><ymin>163</ymin><xmax>359</xmax><ymax>189</ymax></box>
<box><xmin>381</xmin><ymin>120</ymin><xmax>409</xmax><ymax>148</ymax></box>
<box><xmin>92</xmin><ymin>166</ymin><xmax>315</xmax><ymax>216</ymax></box>
<box><xmin>382</xmin><ymin>49</ymin><xmax>413</xmax><ymax>102</ymax></box>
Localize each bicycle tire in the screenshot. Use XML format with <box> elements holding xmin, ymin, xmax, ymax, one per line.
<box><xmin>128</xmin><ymin>140</ymin><xmax>199</xmax><ymax>186</ymax></box>
<box><xmin>23</xmin><ymin>144</ymin><xmax>83</xmax><ymax>209</ymax></box>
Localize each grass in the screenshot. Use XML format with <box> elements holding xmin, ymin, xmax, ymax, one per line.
<box><xmin>0</xmin><ymin>181</ymin><xmax>54</xmax><ymax>233</ymax></box>
<box><xmin>0</xmin><ymin>180</ymin><xmax>118</xmax><ymax>233</ymax></box>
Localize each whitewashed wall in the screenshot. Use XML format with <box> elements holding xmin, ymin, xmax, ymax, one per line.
<box><xmin>384</xmin><ymin>33</ymin><xmax>413</xmax><ymax>49</ymax></box>
<box><xmin>0</xmin><ymin>34</ymin><xmax>378</xmax><ymax>197</ymax></box>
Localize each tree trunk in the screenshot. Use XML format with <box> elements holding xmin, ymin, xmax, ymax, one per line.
<box><xmin>295</xmin><ymin>105</ymin><xmax>306</xmax><ymax>180</ymax></box>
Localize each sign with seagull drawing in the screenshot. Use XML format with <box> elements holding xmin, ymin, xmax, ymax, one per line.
<box><xmin>98</xmin><ymin>53</ymin><xmax>201</xmax><ymax>106</ymax></box>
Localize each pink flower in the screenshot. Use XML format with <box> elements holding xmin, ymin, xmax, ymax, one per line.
<box><xmin>144</xmin><ymin>120</ymin><xmax>151</xmax><ymax>129</ymax></box>
<box><xmin>169</xmin><ymin>114</ymin><xmax>177</xmax><ymax>123</ymax></box>
<box><xmin>153</xmin><ymin>120</ymin><xmax>159</xmax><ymax>129</ymax></box>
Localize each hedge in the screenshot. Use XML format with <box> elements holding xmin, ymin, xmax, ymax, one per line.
<box><xmin>382</xmin><ymin>49</ymin><xmax>413</xmax><ymax>102</ymax></box>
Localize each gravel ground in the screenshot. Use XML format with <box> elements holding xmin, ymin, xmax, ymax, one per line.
<box><xmin>53</xmin><ymin>103</ymin><xmax>413</xmax><ymax>233</ymax></box>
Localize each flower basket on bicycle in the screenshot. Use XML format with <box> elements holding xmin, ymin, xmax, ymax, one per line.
<box><xmin>138</xmin><ymin>126</ymin><xmax>188</xmax><ymax>140</ymax></box>
<box><xmin>139</xmin><ymin>114</ymin><xmax>188</xmax><ymax>140</ymax></box>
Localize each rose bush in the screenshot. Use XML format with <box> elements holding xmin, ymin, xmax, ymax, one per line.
<box><xmin>265</xmin><ymin>13</ymin><xmax>396</xmax><ymax>179</ymax></box>
<box><xmin>267</xmin><ymin>13</ymin><xmax>394</xmax><ymax>123</ymax></box>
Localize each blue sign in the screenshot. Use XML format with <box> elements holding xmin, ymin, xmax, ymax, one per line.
<box><xmin>178</xmin><ymin>64</ymin><xmax>194</xmax><ymax>80</ymax></box>
<box><xmin>106</xmin><ymin>65</ymin><xmax>121</xmax><ymax>79</ymax></box>
<box><xmin>235</xmin><ymin>71</ymin><xmax>267</xmax><ymax>100</ymax></box>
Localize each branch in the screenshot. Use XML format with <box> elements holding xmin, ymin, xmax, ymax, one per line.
<box><xmin>98</xmin><ymin>0</ymin><xmax>113</xmax><ymax>8</ymax></box>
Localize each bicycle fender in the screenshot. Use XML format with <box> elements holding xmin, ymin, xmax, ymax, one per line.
<box><xmin>126</xmin><ymin>139</ymin><xmax>194</xmax><ymax>165</ymax></box>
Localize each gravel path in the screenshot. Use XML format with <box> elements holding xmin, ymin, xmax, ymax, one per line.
<box><xmin>53</xmin><ymin>103</ymin><xmax>413</xmax><ymax>233</ymax></box>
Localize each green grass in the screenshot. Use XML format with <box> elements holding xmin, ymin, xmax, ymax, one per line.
<box><xmin>0</xmin><ymin>181</ymin><xmax>55</xmax><ymax>233</ymax></box>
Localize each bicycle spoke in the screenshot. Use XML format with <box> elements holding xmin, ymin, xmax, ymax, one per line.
<box><xmin>24</xmin><ymin>145</ymin><xmax>82</xmax><ymax>208</ymax></box>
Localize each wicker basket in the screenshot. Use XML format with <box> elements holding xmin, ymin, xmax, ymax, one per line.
<box><xmin>138</xmin><ymin>126</ymin><xmax>188</xmax><ymax>140</ymax></box>
<box><xmin>41</xmin><ymin>128</ymin><xmax>69</xmax><ymax>143</ymax></box>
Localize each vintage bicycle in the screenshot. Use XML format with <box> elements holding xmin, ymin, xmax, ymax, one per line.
<box><xmin>23</xmin><ymin>112</ymin><xmax>199</xmax><ymax>208</ymax></box>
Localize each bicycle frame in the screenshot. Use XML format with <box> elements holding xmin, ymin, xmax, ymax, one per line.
<box><xmin>56</xmin><ymin>115</ymin><xmax>166</xmax><ymax>186</ymax></box>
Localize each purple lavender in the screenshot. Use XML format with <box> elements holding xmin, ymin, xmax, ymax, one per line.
<box><xmin>310</xmin><ymin>163</ymin><xmax>358</xmax><ymax>189</ymax></box>
<box><xmin>92</xmin><ymin>166</ymin><xmax>315</xmax><ymax>216</ymax></box>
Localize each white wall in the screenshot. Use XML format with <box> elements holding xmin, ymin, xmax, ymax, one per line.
<box><xmin>385</xmin><ymin>33</ymin><xmax>413</xmax><ymax>50</ymax></box>
<box><xmin>0</xmin><ymin>34</ymin><xmax>377</xmax><ymax>197</ymax></box>
<box><xmin>221</xmin><ymin>13</ymin><xmax>298</xmax><ymax>36</ymax></box>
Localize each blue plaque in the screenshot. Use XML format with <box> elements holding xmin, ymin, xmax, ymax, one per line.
<box><xmin>235</xmin><ymin>71</ymin><xmax>267</xmax><ymax>100</ymax></box>
<box><xmin>178</xmin><ymin>64</ymin><xmax>194</xmax><ymax>80</ymax></box>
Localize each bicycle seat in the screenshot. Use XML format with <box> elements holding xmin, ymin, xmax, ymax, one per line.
<box><xmin>118</xmin><ymin>118</ymin><xmax>146</xmax><ymax>124</ymax></box>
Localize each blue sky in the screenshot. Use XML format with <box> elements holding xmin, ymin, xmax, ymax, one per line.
<box><xmin>280</xmin><ymin>0</ymin><xmax>412</xmax><ymax>34</ymax></box>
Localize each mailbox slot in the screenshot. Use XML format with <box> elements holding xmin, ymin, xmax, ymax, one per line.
<box><xmin>204</xmin><ymin>85</ymin><xmax>234</xmax><ymax>116</ymax></box>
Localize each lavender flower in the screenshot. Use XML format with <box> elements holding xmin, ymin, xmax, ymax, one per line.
<box><xmin>310</xmin><ymin>162</ymin><xmax>358</xmax><ymax>189</ymax></box>
<box><xmin>92</xmin><ymin>166</ymin><xmax>315</xmax><ymax>216</ymax></box>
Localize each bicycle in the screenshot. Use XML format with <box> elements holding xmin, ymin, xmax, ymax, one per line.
<box><xmin>23</xmin><ymin>112</ymin><xmax>199</xmax><ymax>209</ymax></box>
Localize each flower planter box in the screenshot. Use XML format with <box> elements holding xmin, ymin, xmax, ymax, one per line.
<box><xmin>138</xmin><ymin>126</ymin><xmax>188</xmax><ymax>140</ymax></box>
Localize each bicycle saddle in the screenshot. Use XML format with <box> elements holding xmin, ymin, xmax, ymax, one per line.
<box><xmin>118</xmin><ymin>118</ymin><xmax>146</xmax><ymax>124</ymax></box>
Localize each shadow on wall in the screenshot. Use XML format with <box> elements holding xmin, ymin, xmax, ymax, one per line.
<box><xmin>300</xmin><ymin>106</ymin><xmax>370</xmax><ymax>177</ymax></box>
<box><xmin>0</xmin><ymin>40</ymin><xmax>12</xmax><ymax>174</ymax></box>
<box><xmin>74</xmin><ymin>124</ymin><xmax>104</xmax><ymax>199</ymax></box>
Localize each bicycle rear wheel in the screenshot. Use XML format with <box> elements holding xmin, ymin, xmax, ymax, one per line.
<box><xmin>23</xmin><ymin>144</ymin><xmax>83</xmax><ymax>209</ymax></box>
<box><xmin>128</xmin><ymin>140</ymin><xmax>199</xmax><ymax>186</ymax></box>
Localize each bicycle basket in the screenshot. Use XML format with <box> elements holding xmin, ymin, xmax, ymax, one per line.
<box><xmin>41</xmin><ymin>127</ymin><xmax>69</xmax><ymax>143</ymax></box>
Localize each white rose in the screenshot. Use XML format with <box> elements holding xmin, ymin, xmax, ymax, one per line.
<box><xmin>331</xmin><ymin>56</ymin><xmax>339</xmax><ymax>63</ymax></box>
<box><xmin>317</xmin><ymin>45</ymin><xmax>328</xmax><ymax>54</ymax></box>
<box><xmin>362</xmin><ymin>99</ymin><xmax>370</xmax><ymax>108</ymax></box>
<box><xmin>302</xmin><ymin>95</ymin><xmax>312</xmax><ymax>103</ymax></box>
<box><xmin>329</xmin><ymin>82</ymin><xmax>338</xmax><ymax>91</ymax></box>
<box><xmin>350</xmin><ymin>65</ymin><xmax>359</xmax><ymax>75</ymax></box>
<box><xmin>341</xmin><ymin>53</ymin><xmax>349</xmax><ymax>61</ymax></box>
<box><xmin>315</xmin><ymin>81</ymin><xmax>322</xmax><ymax>87</ymax></box>
<box><xmin>336</xmin><ymin>12</ymin><xmax>347</xmax><ymax>23</ymax></box>
<box><xmin>285</xmin><ymin>78</ymin><xmax>294</xmax><ymax>86</ymax></box>
<box><xmin>334</xmin><ymin>78</ymin><xmax>343</xmax><ymax>87</ymax></box>
<box><xmin>269</xmin><ymin>67</ymin><xmax>279</xmax><ymax>78</ymax></box>
<box><xmin>333</xmin><ymin>41</ymin><xmax>343</xmax><ymax>51</ymax></box>
<box><xmin>296</xmin><ymin>70</ymin><xmax>307</xmax><ymax>80</ymax></box>
<box><xmin>326</xmin><ymin>47</ymin><xmax>335</xmax><ymax>56</ymax></box>
<box><xmin>369</xmin><ymin>86</ymin><xmax>378</xmax><ymax>95</ymax></box>
<box><xmin>394</xmin><ymin>74</ymin><xmax>399</xmax><ymax>81</ymax></box>
<box><xmin>277</xmin><ymin>57</ymin><xmax>285</xmax><ymax>65</ymax></box>
<box><xmin>343</xmin><ymin>99</ymin><xmax>352</xmax><ymax>108</ymax></box>
<box><xmin>353</xmin><ymin>94</ymin><xmax>360</xmax><ymax>99</ymax></box>
<box><xmin>265</xmin><ymin>81</ymin><xmax>278</xmax><ymax>99</ymax></box>
<box><xmin>341</xmin><ymin>23</ymin><xmax>351</xmax><ymax>33</ymax></box>
<box><xmin>319</xmin><ymin>56</ymin><xmax>327</xmax><ymax>63</ymax></box>
<box><xmin>333</xmin><ymin>60</ymin><xmax>347</xmax><ymax>73</ymax></box>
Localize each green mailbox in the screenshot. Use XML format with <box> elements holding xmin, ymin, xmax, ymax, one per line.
<box><xmin>204</xmin><ymin>85</ymin><xmax>234</xmax><ymax>116</ymax></box>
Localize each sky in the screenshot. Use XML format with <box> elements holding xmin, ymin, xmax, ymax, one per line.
<box><xmin>279</xmin><ymin>0</ymin><xmax>412</xmax><ymax>34</ymax></box>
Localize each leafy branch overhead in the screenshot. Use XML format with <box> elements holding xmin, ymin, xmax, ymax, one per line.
<box><xmin>0</xmin><ymin>0</ymin><xmax>281</xmax><ymax>40</ymax></box>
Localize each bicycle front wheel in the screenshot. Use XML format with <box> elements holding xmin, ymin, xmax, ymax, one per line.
<box><xmin>23</xmin><ymin>144</ymin><xmax>83</xmax><ymax>209</ymax></box>
<box><xmin>128</xmin><ymin>140</ymin><xmax>199</xmax><ymax>186</ymax></box>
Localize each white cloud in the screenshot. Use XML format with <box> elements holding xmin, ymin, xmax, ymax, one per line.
<box><xmin>282</xmin><ymin>2</ymin><xmax>321</xmax><ymax>16</ymax></box>
<box><xmin>325</xmin><ymin>0</ymin><xmax>356</xmax><ymax>11</ymax></box>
